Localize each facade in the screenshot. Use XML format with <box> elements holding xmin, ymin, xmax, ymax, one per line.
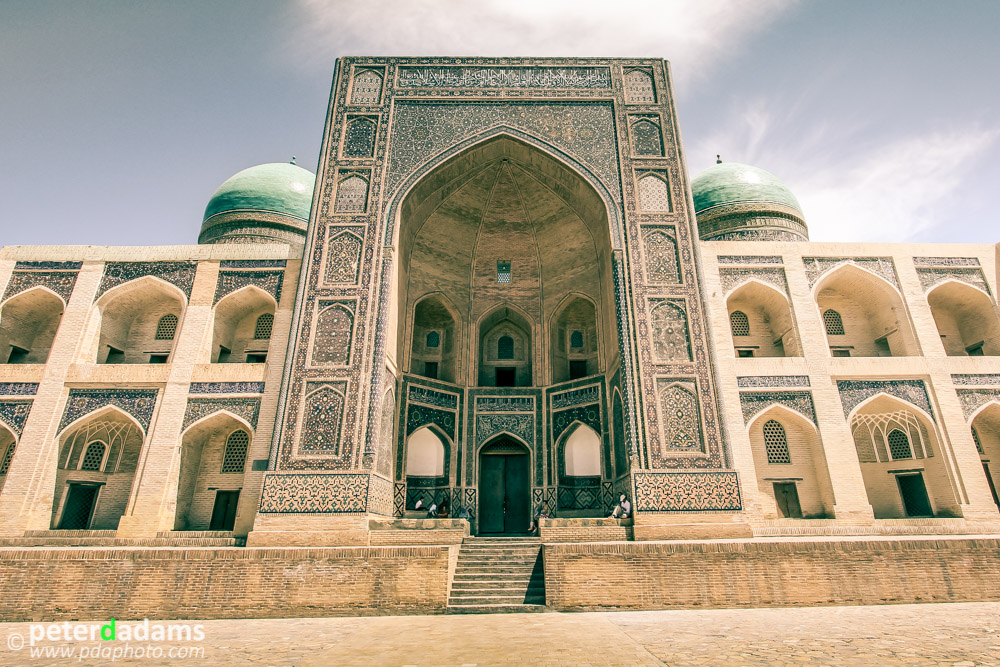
<box><xmin>1</xmin><ymin>57</ymin><xmax>999</xmax><ymax>550</ymax></box>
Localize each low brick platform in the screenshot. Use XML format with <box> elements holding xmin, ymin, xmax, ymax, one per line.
<box><xmin>539</xmin><ymin>518</ymin><xmax>633</xmax><ymax>542</ymax></box>
<box><xmin>0</xmin><ymin>546</ymin><xmax>453</xmax><ymax>622</ymax></box>
<box><xmin>543</xmin><ymin>536</ymin><xmax>1000</xmax><ymax>610</ymax></box>
<box><xmin>369</xmin><ymin>518</ymin><xmax>470</xmax><ymax>545</ymax></box>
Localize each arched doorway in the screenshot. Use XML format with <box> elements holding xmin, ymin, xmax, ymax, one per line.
<box><xmin>479</xmin><ymin>437</ymin><xmax>531</xmax><ymax>534</ymax></box>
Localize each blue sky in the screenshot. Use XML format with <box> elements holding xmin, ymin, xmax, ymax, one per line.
<box><xmin>2</xmin><ymin>0</ymin><xmax>998</xmax><ymax>246</ymax></box>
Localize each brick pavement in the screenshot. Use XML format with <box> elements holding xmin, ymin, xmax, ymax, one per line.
<box><xmin>2</xmin><ymin>602</ymin><xmax>999</xmax><ymax>665</ymax></box>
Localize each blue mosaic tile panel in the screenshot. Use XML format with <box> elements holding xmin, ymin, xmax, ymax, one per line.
<box><xmin>917</xmin><ymin>267</ymin><xmax>991</xmax><ymax>296</ymax></box>
<box><xmin>475</xmin><ymin>396</ymin><xmax>534</xmax><ymax>413</ymax></box>
<box><xmin>956</xmin><ymin>389</ymin><xmax>1000</xmax><ymax>419</ymax></box>
<box><xmin>58</xmin><ymin>389</ymin><xmax>158</xmax><ymax>433</ymax></box>
<box><xmin>952</xmin><ymin>374</ymin><xmax>1000</xmax><ymax>386</ymax></box>
<box><xmin>634</xmin><ymin>471</ymin><xmax>742</xmax><ymax>511</ymax></box>
<box><xmin>836</xmin><ymin>380</ymin><xmax>933</xmax><ymax>419</ymax></box>
<box><xmin>397</xmin><ymin>66</ymin><xmax>612</xmax><ymax>89</ymax></box>
<box><xmin>97</xmin><ymin>262</ymin><xmax>197</xmax><ymax>299</ymax></box>
<box><xmin>258</xmin><ymin>473</ymin><xmax>370</xmax><ymax>513</ymax></box>
<box><xmin>182</xmin><ymin>397</ymin><xmax>261</xmax><ymax>431</ymax></box>
<box><xmin>913</xmin><ymin>256</ymin><xmax>980</xmax><ymax>267</ymax></box>
<box><xmin>739</xmin><ymin>391</ymin><xmax>816</xmax><ymax>425</ymax></box>
<box><xmin>220</xmin><ymin>260</ymin><xmax>287</xmax><ymax>269</ymax></box>
<box><xmin>214</xmin><ymin>270</ymin><xmax>284</xmax><ymax>304</ymax></box>
<box><xmin>0</xmin><ymin>383</ymin><xmax>39</xmax><ymax>396</ymax></box>
<box><xmin>407</xmin><ymin>385</ymin><xmax>459</xmax><ymax>410</ymax></box>
<box><xmin>803</xmin><ymin>257</ymin><xmax>899</xmax><ymax>290</ymax></box>
<box><xmin>550</xmin><ymin>385</ymin><xmax>600</xmax><ymax>409</ymax></box>
<box><xmin>3</xmin><ymin>271</ymin><xmax>79</xmax><ymax>303</ymax></box>
<box><xmin>14</xmin><ymin>261</ymin><xmax>83</xmax><ymax>270</ymax></box>
<box><xmin>406</xmin><ymin>405</ymin><xmax>456</xmax><ymax>437</ymax></box>
<box><xmin>0</xmin><ymin>400</ymin><xmax>33</xmax><ymax>437</ymax></box>
<box><xmin>188</xmin><ymin>382</ymin><xmax>265</xmax><ymax>395</ymax></box>
<box><xmin>737</xmin><ymin>376</ymin><xmax>810</xmax><ymax>388</ymax></box>
<box><xmin>717</xmin><ymin>256</ymin><xmax>783</xmax><ymax>265</ymax></box>
<box><xmin>476</xmin><ymin>414</ymin><xmax>534</xmax><ymax>446</ymax></box>
<box><xmin>552</xmin><ymin>404</ymin><xmax>602</xmax><ymax>442</ymax></box>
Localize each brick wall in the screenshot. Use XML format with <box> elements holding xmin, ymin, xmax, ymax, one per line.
<box><xmin>0</xmin><ymin>546</ymin><xmax>451</xmax><ymax>622</ymax></box>
<box><xmin>543</xmin><ymin>537</ymin><xmax>1000</xmax><ymax>610</ymax></box>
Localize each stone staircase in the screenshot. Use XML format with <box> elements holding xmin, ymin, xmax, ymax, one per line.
<box><xmin>447</xmin><ymin>536</ymin><xmax>547</xmax><ymax>613</ymax></box>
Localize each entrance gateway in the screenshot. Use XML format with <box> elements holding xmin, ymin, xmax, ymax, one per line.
<box><xmin>478</xmin><ymin>439</ymin><xmax>531</xmax><ymax>534</ymax></box>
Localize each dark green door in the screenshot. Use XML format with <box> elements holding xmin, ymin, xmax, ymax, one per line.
<box><xmin>59</xmin><ymin>484</ymin><xmax>98</xmax><ymax>529</ymax></box>
<box><xmin>897</xmin><ymin>473</ymin><xmax>933</xmax><ymax>517</ymax></box>
<box><xmin>210</xmin><ymin>490</ymin><xmax>240</xmax><ymax>530</ymax></box>
<box><xmin>773</xmin><ymin>482</ymin><xmax>802</xmax><ymax>518</ymax></box>
<box><xmin>479</xmin><ymin>448</ymin><xmax>530</xmax><ymax>534</ymax></box>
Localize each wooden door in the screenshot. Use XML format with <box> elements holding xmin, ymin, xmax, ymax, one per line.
<box><xmin>210</xmin><ymin>490</ymin><xmax>240</xmax><ymax>530</ymax></box>
<box><xmin>897</xmin><ymin>474</ymin><xmax>933</xmax><ymax>517</ymax></box>
<box><xmin>503</xmin><ymin>453</ymin><xmax>530</xmax><ymax>533</ymax></box>
<box><xmin>480</xmin><ymin>455</ymin><xmax>506</xmax><ymax>533</ymax></box>
<box><xmin>59</xmin><ymin>485</ymin><xmax>98</xmax><ymax>529</ymax></box>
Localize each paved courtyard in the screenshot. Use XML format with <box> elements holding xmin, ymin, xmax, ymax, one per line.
<box><xmin>3</xmin><ymin>602</ymin><xmax>999</xmax><ymax>665</ymax></box>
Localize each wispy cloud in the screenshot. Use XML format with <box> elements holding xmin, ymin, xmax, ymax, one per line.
<box><xmin>687</xmin><ymin>99</ymin><xmax>999</xmax><ymax>242</ymax></box>
<box><xmin>284</xmin><ymin>0</ymin><xmax>798</xmax><ymax>86</ymax></box>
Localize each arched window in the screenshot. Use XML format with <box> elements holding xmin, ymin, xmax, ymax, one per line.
<box><xmin>763</xmin><ymin>420</ymin><xmax>790</xmax><ymax>464</ymax></box>
<box><xmin>0</xmin><ymin>443</ymin><xmax>15</xmax><ymax>474</ymax></box>
<box><xmin>887</xmin><ymin>429</ymin><xmax>912</xmax><ymax>460</ymax></box>
<box><xmin>498</xmin><ymin>335</ymin><xmax>514</xmax><ymax>360</ymax></box>
<box><xmin>823</xmin><ymin>309</ymin><xmax>845</xmax><ymax>335</ymax></box>
<box><xmin>155</xmin><ymin>314</ymin><xmax>178</xmax><ymax>340</ymax></box>
<box><xmin>730</xmin><ymin>311</ymin><xmax>750</xmax><ymax>336</ymax></box>
<box><xmin>80</xmin><ymin>441</ymin><xmax>106</xmax><ymax>471</ymax></box>
<box><xmin>570</xmin><ymin>331</ymin><xmax>584</xmax><ymax>349</ymax></box>
<box><xmin>426</xmin><ymin>331</ymin><xmax>440</xmax><ymax>348</ymax></box>
<box><xmin>222</xmin><ymin>430</ymin><xmax>249</xmax><ymax>473</ymax></box>
<box><xmin>973</xmin><ymin>426</ymin><xmax>984</xmax><ymax>454</ymax></box>
<box><xmin>253</xmin><ymin>313</ymin><xmax>274</xmax><ymax>340</ymax></box>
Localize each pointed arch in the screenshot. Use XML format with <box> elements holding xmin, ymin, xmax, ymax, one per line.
<box><xmin>926</xmin><ymin>279</ymin><xmax>1000</xmax><ymax>356</ymax></box>
<box><xmin>404</xmin><ymin>424</ymin><xmax>448</xmax><ymax>478</ymax></box>
<box><xmin>180</xmin><ymin>408</ymin><xmax>255</xmax><ymax>439</ymax></box>
<box><xmin>300</xmin><ymin>384</ymin><xmax>346</xmax><ymax>453</ymax></box>
<box><xmin>726</xmin><ymin>279</ymin><xmax>799</xmax><ymax>357</ymax></box>
<box><xmin>311</xmin><ymin>303</ymin><xmax>354</xmax><ymax>366</ymax></box>
<box><xmin>95</xmin><ymin>275</ymin><xmax>185</xmax><ymax>364</ymax></box>
<box><xmin>0</xmin><ymin>285</ymin><xmax>65</xmax><ymax>364</ymax></box>
<box><xmin>325</xmin><ymin>231</ymin><xmax>363</xmax><ymax>284</ymax></box>
<box><xmin>211</xmin><ymin>284</ymin><xmax>277</xmax><ymax>364</ymax></box>
<box><xmin>335</xmin><ymin>174</ymin><xmax>369</xmax><ymax>213</ymax></box>
<box><xmin>559</xmin><ymin>421</ymin><xmax>602</xmax><ymax>477</ymax></box>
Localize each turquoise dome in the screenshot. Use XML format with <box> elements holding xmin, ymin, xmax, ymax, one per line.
<box><xmin>691</xmin><ymin>162</ymin><xmax>802</xmax><ymax>215</ymax></box>
<box><xmin>200</xmin><ymin>162</ymin><xmax>315</xmax><ymax>245</ymax></box>
<box><xmin>690</xmin><ymin>162</ymin><xmax>808</xmax><ymax>242</ymax></box>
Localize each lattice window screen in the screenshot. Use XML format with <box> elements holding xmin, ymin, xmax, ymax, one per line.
<box><xmin>155</xmin><ymin>314</ymin><xmax>178</xmax><ymax>340</ymax></box>
<box><xmin>254</xmin><ymin>313</ymin><xmax>274</xmax><ymax>340</ymax></box>
<box><xmin>222</xmin><ymin>430</ymin><xmax>249</xmax><ymax>473</ymax></box>
<box><xmin>730</xmin><ymin>311</ymin><xmax>750</xmax><ymax>336</ymax></box>
<box><xmin>823</xmin><ymin>309</ymin><xmax>845</xmax><ymax>335</ymax></box>
<box><xmin>763</xmin><ymin>420</ymin><xmax>790</xmax><ymax>464</ymax></box>
<box><xmin>80</xmin><ymin>441</ymin><xmax>106</xmax><ymax>471</ymax></box>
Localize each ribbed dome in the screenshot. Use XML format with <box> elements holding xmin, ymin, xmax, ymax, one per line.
<box><xmin>199</xmin><ymin>163</ymin><xmax>315</xmax><ymax>245</ymax></box>
<box><xmin>691</xmin><ymin>162</ymin><xmax>808</xmax><ymax>242</ymax></box>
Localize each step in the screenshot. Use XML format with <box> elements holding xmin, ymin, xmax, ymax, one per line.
<box><xmin>445</xmin><ymin>603</ymin><xmax>548</xmax><ymax>614</ymax></box>
<box><xmin>456</xmin><ymin>557</ymin><xmax>539</xmax><ymax>565</ymax></box>
<box><xmin>449</xmin><ymin>590</ymin><xmax>544</xmax><ymax>601</ymax></box>
<box><xmin>451</xmin><ymin>580</ymin><xmax>534</xmax><ymax>589</ymax></box>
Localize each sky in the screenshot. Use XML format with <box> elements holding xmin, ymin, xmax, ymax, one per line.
<box><xmin>1</xmin><ymin>0</ymin><xmax>998</xmax><ymax>247</ymax></box>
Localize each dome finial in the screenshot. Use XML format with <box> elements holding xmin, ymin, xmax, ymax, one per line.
<box><xmin>290</xmin><ymin>156</ymin><xmax>297</xmax><ymax>165</ymax></box>
<box><xmin>716</xmin><ymin>154</ymin><xmax>722</xmax><ymax>164</ymax></box>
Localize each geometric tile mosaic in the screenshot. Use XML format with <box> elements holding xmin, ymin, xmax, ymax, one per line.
<box><xmin>836</xmin><ymin>380</ymin><xmax>933</xmax><ymax>419</ymax></box>
<box><xmin>633</xmin><ymin>471</ymin><xmax>742</xmax><ymax>511</ymax></box>
<box><xmin>58</xmin><ymin>389</ymin><xmax>159</xmax><ymax>433</ymax></box>
<box><xmin>258</xmin><ymin>473</ymin><xmax>370</xmax><ymax>513</ymax></box>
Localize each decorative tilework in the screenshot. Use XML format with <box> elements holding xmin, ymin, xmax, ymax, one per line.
<box><xmin>836</xmin><ymin>380</ymin><xmax>933</xmax><ymax>419</ymax></box>
<box><xmin>350</xmin><ymin>70</ymin><xmax>383</xmax><ymax>105</ymax></box>
<box><xmin>220</xmin><ymin>260</ymin><xmax>287</xmax><ymax>269</ymax></box>
<box><xmin>368</xmin><ymin>474</ymin><xmax>394</xmax><ymax>516</ymax></box>
<box><xmin>736</xmin><ymin>376</ymin><xmax>810</xmax><ymax>388</ymax></box>
<box><xmin>258</xmin><ymin>473</ymin><xmax>369</xmax><ymax>513</ymax></box>
<box><xmin>393</xmin><ymin>481</ymin><xmax>407</xmax><ymax>516</ymax></box>
<box><xmin>475</xmin><ymin>396</ymin><xmax>534</xmax><ymax>412</ymax></box>
<box><xmin>649</xmin><ymin>300</ymin><xmax>691</xmax><ymax>362</ymax></box>
<box><xmin>325</xmin><ymin>231</ymin><xmax>363</xmax><ymax>284</ymax></box>
<box><xmin>397</xmin><ymin>66</ymin><xmax>612</xmax><ymax>89</ymax></box>
<box><xmin>739</xmin><ymin>391</ymin><xmax>816</xmax><ymax>425</ymax></box>
<box><xmin>633</xmin><ymin>471</ymin><xmax>742</xmax><ymax>511</ymax></box>
<box><xmin>659</xmin><ymin>382</ymin><xmax>702</xmax><ymax>452</ymax></box>
<box><xmin>917</xmin><ymin>267</ymin><xmax>992</xmax><ymax>295</ymax></box>
<box><xmin>913</xmin><ymin>256</ymin><xmax>980</xmax><ymax>267</ymax></box>
<box><xmin>476</xmin><ymin>414</ymin><xmax>534</xmax><ymax>446</ymax></box>
<box><xmin>343</xmin><ymin>116</ymin><xmax>377</xmax><ymax>158</ymax></box>
<box><xmin>182</xmin><ymin>397</ymin><xmax>261</xmax><ymax>431</ymax></box>
<box><xmin>710</xmin><ymin>229</ymin><xmax>803</xmax><ymax>242</ymax></box>
<box><xmin>300</xmin><ymin>384</ymin><xmax>346</xmax><ymax>452</ymax></box>
<box><xmin>406</xmin><ymin>405</ymin><xmax>456</xmax><ymax>437</ymax></box>
<box><xmin>550</xmin><ymin>385</ymin><xmax>600</xmax><ymax>410</ymax></box>
<box><xmin>58</xmin><ymin>389</ymin><xmax>158</xmax><ymax>433</ymax></box>
<box><xmin>552</xmin><ymin>404</ymin><xmax>602</xmax><ymax>442</ymax></box>
<box><xmin>2</xmin><ymin>271</ymin><xmax>78</xmax><ymax>304</ymax></box>
<box><xmin>335</xmin><ymin>174</ymin><xmax>368</xmax><ymax>213</ymax></box>
<box><xmin>956</xmin><ymin>389</ymin><xmax>1000</xmax><ymax>420</ymax></box>
<box><xmin>637</xmin><ymin>172</ymin><xmax>671</xmax><ymax>212</ymax></box>
<box><xmin>719</xmin><ymin>267</ymin><xmax>789</xmax><ymax>296</ymax></box>
<box><xmin>97</xmin><ymin>262</ymin><xmax>197</xmax><ymax>299</ymax></box>
<box><xmin>952</xmin><ymin>374</ymin><xmax>1000</xmax><ymax>386</ymax></box>
<box><xmin>407</xmin><ymin>385</ymin><xmax>459</xmax><ymax>410</ymax></box>
<box><xmin>803</xmin><ymin>257</ymin><xmax>900</xmax><ymax>290</ymax></box>
<box><xmin>188</xmin><ymin>382</ymin><xmax>265</xmax><ymax>394</ymax></box>
<box><xmin>623</xmin><ymin>69</ymin><xmax>655</xmax><ymax>103</ymax></box>
<box><xmin>376</xmin><ymin>390</ymin><xmax>395</xmax><ymax>478</ymax></box>
<box><xmin>311</xmin><ymin>302</ymin><xmax>353</xmax><ymax>366</ymax></box>
<box><xmin>630</xmin><ymin>117</ymin><xmax>662</xmax><ymax>156</ymax></box>
<box><xmin>14</xmin><ymin>261</ymin><xmax>82</xmax><ymax>271</ymax></box>
<box><xmin>386</xmin><ymin>101</ymin><xmax>620</xmax><ymax>206</ymax></box>
<box><xmin>717</xmin><ymin>255</ymin><xmax>783</xmax><ymax>265</ymax></box>
<box><xmin>0</xmin><ymin>400</ymin><xmax>32</xmax><ymax>437</ymax></box>
<box><xmin>643</xmin><ymin>230</ymin><xmax>680</xmax><ymax>284</ymax></box>
<box><xmin>214</xmin><ymin>270</ymin><xmax>284</xmax><ymax>304</ymax></box>
<box><xmin>0</xmin><ymin>383</ymin><xmax>39</xmax><ymax>396</ymax></box>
